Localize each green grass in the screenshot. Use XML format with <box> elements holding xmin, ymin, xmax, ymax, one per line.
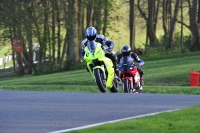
<box><xmin>0</xmin><ymin>45</ymin><xmax>11</xmax><ymax>57</ymax></box>
<box><xmin>66</xmin><ymin>104</ymin><xmax>200</xmax><ymax>133</ymax></box>
<box><xmin>0</xmin><ymin>60</ymin><xmax>13</xmax><ymax>69</ymax></box>
<box><xmin>1</xmin><ymin>51</ymin><xmax>199</xmax><ymax>93</ymax></box>
<box><xmin>0</xmin><ymin>50</ymin><xmax>200</xmax><ymax>133</ymax></box>
<box><xmin>0</xmin><ymin>44</ymin><xmax>13</xmax><ymax>68</ymax></box>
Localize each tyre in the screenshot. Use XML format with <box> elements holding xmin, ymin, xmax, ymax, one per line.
<box><xmin>123</xmin><ymin>79</ymin><xmax>131</xmax><ymax>93</ymax></box>
<box><xmin>110</xmin><ymin>76</ymin><xmax>119</xmax><ymax>93</ymax></box>
<box><xmin>94</xmin><ymin>69</ymin><xmax>107</xmax><ymax>93</ymax></box>
<box><xmin>137</xmin><ymin>82</ymin><xmax>143</xmax><ymax>93</ymax></box>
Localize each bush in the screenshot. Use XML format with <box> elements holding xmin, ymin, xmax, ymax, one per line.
<box><xmin>64</xmin><ymin>60</ymin><xmax>85</xmax><ymax>71</ymax></box>
<box><xmin>33</xmin><ymin>61</ymin><xmax>64</xmax><ymax>75</ymax></box>
<box><xmin>152</xmin><ymin>32</ymin><xmax>192</xmax><ymax>51</ymax></box>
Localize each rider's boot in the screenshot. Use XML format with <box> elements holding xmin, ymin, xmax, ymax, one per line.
<box><xmin>140</xmin><ymin>73</ymin><xmax>144</xmax><ymax>86</ymax></box>
<box><xmin>140</xmin><ymin>78</ymin><xmax>144</xmax><ymax>86</ymax></box>
<box><xmin>113</xmin><ymin>54</ymin><xmax>119</xmax><ymax>77</ymax></box>
<box><xmin>113</xmin><ymin>60</ymin><xmax>119</xmax><ymax>77</ymax></box>
<box><xmin>109</xmin><ymin>57</ymin><xmax>120</xmax><ymax>83</ymax></box>
<box><xmin>137</xmin><ymin>67</ymin><xmax>144</xmax><ymax>85</ymax></box>
<box><xmin>105</xmin><ymin>53</ymin><xmax>119</xmax><ymax>78</ymax></box>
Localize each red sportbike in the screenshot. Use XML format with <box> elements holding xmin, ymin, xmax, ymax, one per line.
<box><xmin>118</xmin><ymin>56</ymin><xmax>143</xmax><ymax>93</ymax></box>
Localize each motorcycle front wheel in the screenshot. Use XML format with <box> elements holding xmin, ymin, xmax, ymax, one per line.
<box><xmin>123</xmin><ymin>79</ymin><xmax>132</xmax><ymax>93</ymax></box>
<box><xmin>94</xmin><ymin>68</ymin><xmax>107</xmax><ymax>93</ymax></box>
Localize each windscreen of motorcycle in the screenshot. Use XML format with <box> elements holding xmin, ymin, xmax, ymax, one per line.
<box><xmin>87</xmin><ymin>40</ymin><xmax>97</xmax><ymax>54</ymax></box>
<box><xmin>118</xmin><ymin>56</ymin><xmax>134</xmax><ymax>71</ymax></box>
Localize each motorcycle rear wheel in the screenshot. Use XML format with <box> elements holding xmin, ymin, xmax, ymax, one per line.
<box><xmin>110</xmin><ymin>76</ymin><xmax>119</xmax><ymax>93</ymax></box>
<box><xmin>94</xmin><ymin>69</ymin><xmax>107</xmax><ymax>93</ymax></box>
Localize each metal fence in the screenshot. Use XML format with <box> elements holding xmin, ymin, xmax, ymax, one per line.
<box><xmin>0</xmin><ymin>55</ymin><xmax>12</xmax><ymax>66</ymax></box>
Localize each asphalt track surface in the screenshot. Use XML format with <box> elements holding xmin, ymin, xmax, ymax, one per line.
<box><xmin>0</xmin><ymin>90</ymin><xmax>200</xmax><ymax>133</ymax></box>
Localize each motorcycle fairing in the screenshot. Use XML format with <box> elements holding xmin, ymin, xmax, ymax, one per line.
<box><xmin>119</xmin><ymin>66</ymin><xmax>140</xmax><ymax>85</ymax></box>
<box><xmin>118</xmin><ymin>56</ymin><xmax>134</xmax><ymax>71</ymax></box>
<box><xmin>119</xmin><ymin>56</ymin><xmax>140</xmax><ymax>86</ymax></box>
<box><xmin>84</xmin><ymin>42</ymin><xmax>114</xmax><ymax>89</ymax></box>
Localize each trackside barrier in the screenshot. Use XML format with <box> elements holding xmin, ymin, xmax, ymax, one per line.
<box><xmin>190</xmin><ymin>71</ymin><xmax>200</xmax><ymax>86</ymax></box>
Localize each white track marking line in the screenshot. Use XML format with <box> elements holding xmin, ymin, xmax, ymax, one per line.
<box><xmin>48</xmin><ymin>109</ymin><xmax>180</xmax><ymax>133</ymax></box>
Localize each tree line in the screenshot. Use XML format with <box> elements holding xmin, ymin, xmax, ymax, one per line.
<box><xmin>0</xmin><ymin>0</ymin><xmax>199</xmax><ymax>75</ymax></box>
<box><xmin>0</xmin><ymin>0</ymin><xmax>118</xmax><ymax>75</ymax></box>
<box><xmin>129</xmin><ymin>0</ymin><xmax>200</xmax><ymax>52</ymax></box>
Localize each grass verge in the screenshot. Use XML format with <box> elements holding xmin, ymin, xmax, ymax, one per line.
<box><xmin>0</xmin><ymin>50</ymin><xmax>200</xmax><ymax>94</ymax></box>
<box><xmin>66</xmin><ymin>104</ymin><xmax>200</xmax><ymax>133</ymax></box>
<box><xmin>0</xmin><ymin>51</ymin><xmax>200</xmax><ymax>133</ymax></box>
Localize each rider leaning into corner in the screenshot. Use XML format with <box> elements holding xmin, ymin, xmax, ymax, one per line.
<box><xmin>81</xmin><ymin>26</ymin><xmax>119</xmax><ymax>76</ymax></box>
<box><xmin>117</xmin><ymin>45</ymin><xmax>145</xmax><ymax>85</ymax></box>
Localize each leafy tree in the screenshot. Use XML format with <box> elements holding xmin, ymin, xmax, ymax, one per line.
<box><xmin>129</xmin><ymin>0</ymin><xmax>136</xmax><ymax>50</ymax></box>
<box><xmin>167</xmin><ymin>0</ymin><xmax>181</xmax><ymax>49</ymax></box>
<box><xmin>137</xmin><ymin>0</ymin><xmax>160</xmax><ymax>46</ymax></box>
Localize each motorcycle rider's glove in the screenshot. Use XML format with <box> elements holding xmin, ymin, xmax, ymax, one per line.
<box><xmin>102</xmin><ymin>45</ymin><xmax>108</xmax><ymax>50</ymax></box>
<box><xmin>102</xmin><ymin>45</ymin><xmax>111</xmax><ymax>53</ymax></box>
<box><xmin>104</xmin><ymin>48</ymin><xmax>112</xmax><ymax>53</ymax></box>
<box><xmin>139</xmin><ymin>60</ymin><xmax>144</xmax><ymax>66</ymax></box>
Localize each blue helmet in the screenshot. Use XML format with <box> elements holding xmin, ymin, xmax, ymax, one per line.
<box><xmin>121</xmin><ymin>45</ymin><xmax>131</xmax><ymax>56</ymax></box>
<box><xmin>86</xmin><ymin>27</ymin><xmax>97</xmax><ymax>41</ymax></box>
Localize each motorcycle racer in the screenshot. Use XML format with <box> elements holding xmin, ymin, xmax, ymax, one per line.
<box><xmin>81</xmin><ymin>27</ymin><xmax>119</xmax><ymax>76</ymax></box>
<box><xmin>117</xmin><ymin>45</ymin><xmax>145</xmax><ymax>85</ymax></box>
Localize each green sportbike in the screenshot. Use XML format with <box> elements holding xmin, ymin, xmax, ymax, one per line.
<box><xmin>83</xmin><ymin>40</ymin><xmax>119</xmax><ymax>93</ymax></box>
